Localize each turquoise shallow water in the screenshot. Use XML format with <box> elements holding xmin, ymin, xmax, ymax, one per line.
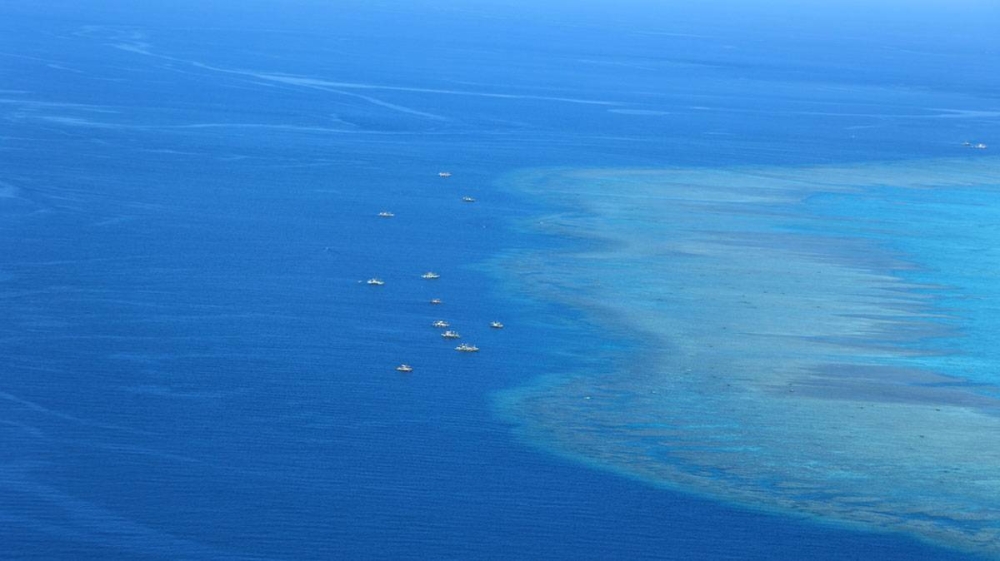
<box><xmin>807</xmin><ymin>183</ymin><xmax>1000</xmax><ymax>386</ymax></box>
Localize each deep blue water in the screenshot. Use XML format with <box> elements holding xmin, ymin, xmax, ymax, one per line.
<box><xmin>1</xmin><ymin>1</ymin><xmax>997</xmax><ymax>559</ymax></box>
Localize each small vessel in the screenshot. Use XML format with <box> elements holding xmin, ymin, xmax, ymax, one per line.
<box><xmin>432</xmin><ymin>320</ymin><xmax>450</xmax><ymax>328</ymax></box>
<box><xmin>438</xmin><ymin>171</ymin><xmax>452</xmax><ymax>178</ymax></box>
<box><xmin>462</xmin><ymin>196</ymin><xmax>476</xmax><ymax>203</ymax></box>
<box><xmin>366</xmin><ymin>278</ymin><xmax>385</xmax><ymax>286</ymax></box>
<box><xmin>455</xmin><ymin>343</ymin><xmax>479</xmax><ymax>352</ymax></box>
<box><xmin>377</xmin><ymin>211</ymin><xmax>395</xmax><ymax>218</ymax></box>
<box><xmin>421</xmin><ymin>272</ymin><xmax>440</xmax><ymax>279</ymax></box>
<box><xmin>442</xmin><ymin>330</ymin><xmax>461</xmax><ymax>339</ymax></box>
<box><xmin>430</xmin><ymin>298</ymin><xmax>443</xmax><ymax>305</ymax></box>
<box><xmin>490</xmin><ymin>321</ymin><xmax>504</xmax><ymax>329</ymax></box>
<box><xmin>974</xmin><ymin>143</ymin><xmax>988</xmax><ymax>150</ymax></box>
<box><xmin>396</xmin><ymin>364</ymin><xmax>413</xmax><ymax>373</ymax></box>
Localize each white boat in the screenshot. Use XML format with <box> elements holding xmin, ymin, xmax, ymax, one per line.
<box><xmin>377</xmin><ymin>211</ymin><xmax>395</xmax><ymax>218</ymax></box>
<box><xmin>366</xmin><ymin>278</ymin><xmax>385</xmax><ymax>286</ymax></box>
<box><xmin>490</xmin><ymin>321</ymin><xmax>504</xmax><ymax>329</ymax></box>
<box><xmin>429</xmin><ymin>298</ymin><xmax>443</xmax><ymax>305</ymax></box>
<box><xmin>421</xmin><ymin>272</ymin><xmax>440</xmax><ymax>279</ymax></box>
<box><xmin>396</xmin><ymin>364</ymin><xmax>413</xmax><ymax>372</ymax></box>
<box><xmin>432</xmin><ymin>320</ymin><xmax>450</xmax><ymax>328</ymax></box>
<box><xmin>974</xmin><ymin>143</ymin><xmax>988</xmax><ymax>150</ymax></box>
<box><xmin>462</xmin><ymin>196</ymin><xmax>476</xmax><ymax>203</ymax></box>
<box><xmin>438</xmin><ymin>171</ymin><xmax>452</xmax><ymax>178</ymax></box>
<box><xmin>455</xmin><ymin>343</ymin><xmax>479</xmax><ymax>352</ymax></box>
<box><xmin>442</xmin><ymin>330</ymin><xmax>461</xmax><ymax>339</ymax></box>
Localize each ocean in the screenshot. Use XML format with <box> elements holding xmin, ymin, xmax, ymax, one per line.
<box><xmin>1</xmin><ymin>1</ymin><xmax>998</xmax><ymax>559</ymax></box>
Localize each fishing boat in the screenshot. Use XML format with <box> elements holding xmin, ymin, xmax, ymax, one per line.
<box><xmin>432</xmin><ymin>320</ymin><xmax>450</xmax><ymax>328</ymax></box>
<box><xmin>377</xmin><ymin>211</ymin><xmax>395</xmax><ymax>218</ymax></box>
<box><xmin>430</xmin><ymin>298</ymin><xmax>443</xmax><ymax>305</ymax></box>
<box><xmin>396</xmin><ymin>364</ymin><xmax>413</xmax><ymax>372</ymax></box>
<box><xmin>421</xmin><ymin>272</ymin><xmax>440</xmax><ymax>279</ymax></box>
<box><xmin>490</xmin><ymin>321</ymin><xmax>504</xmax><ymax>329</ymax></box>
<box><xmin>462</xmin><ymin>196</ymin><xmax>476</xmax><ymax>203</ymax></box>
<box><xmin>455</xmin><ymin>343</ymin><xmax>479</xmax><ymax>352</ymax></box>
<box><xmin>366</xmin><ymin>278</ymin><xmax>385</xmax><ymax>286</ymax></box>
<box><xmin>441</xmin><ymin>330</ymin><xmax>461</xmax><ymax>339</ymax></box>
<box><xmin>438</xmin><ymin>171</ymin><xmax>452</xmax><ymax>177</ymax></box>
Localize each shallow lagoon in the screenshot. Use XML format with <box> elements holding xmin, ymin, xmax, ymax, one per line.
<box><xmin>494</xmin><ymin>157</ymin><xmax>1000</xmax><ymax>557</ymax></box>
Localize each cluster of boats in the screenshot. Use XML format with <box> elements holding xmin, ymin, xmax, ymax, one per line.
<box><xmin>426</xmin><ymin>316</ymin><xmax>503</xmax><ymax>357</ymax></box>
<box><xmin>393</xmin><ymin>301</ymin><xmax>503</xmax><ymax>371</ymax></box>
<box><xmin>377</xmin><ymin>171</ymin><xmax>501</xmax><ymax>373</ymax></box>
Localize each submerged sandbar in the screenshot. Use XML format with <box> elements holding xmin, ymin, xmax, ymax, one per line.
<box><xmin>493</xmin><ymin>157</ymin><xmax>1000</xmax><ymax>557</ymax></box>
